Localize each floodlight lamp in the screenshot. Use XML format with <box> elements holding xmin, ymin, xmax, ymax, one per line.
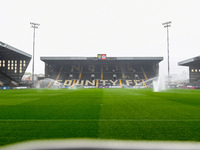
<box><xmin>162</xmin><ymin>21</ymin><xmax>172</xmax><ymax>25</ymax></box>
<box><xmin>30</xmin><ymin>22</ymin><xmax>40</xmax><ymax>26</ymax></box>
<box><xmin>31</xmin><ymin>26</ymin><xmax>38</xmax><ymax>28</ymax></box>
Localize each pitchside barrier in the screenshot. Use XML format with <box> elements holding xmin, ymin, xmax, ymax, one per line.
<box><xmin>0</xmin><ymin>87</ymin><xmax>9</xmax><ymax>89</ymax></box>
<box><xmin>186</xmin><ymin>86</ymin><xmax>200</xmax><ymax>89</ymax></box>
<box><xmin>61</xmin><ymin>85</ymin><xmax>145</xmax><ymax>89</ymax></box>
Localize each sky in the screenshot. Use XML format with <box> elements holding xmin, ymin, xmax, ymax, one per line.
<box><xmin>0</xmin><ymin>0</ymin><xmax>200</xmax><ymax>76</ymax></box>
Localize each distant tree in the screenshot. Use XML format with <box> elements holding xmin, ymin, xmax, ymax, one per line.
<box><xmin>24</xmin><ymin>72</ymin><xmax>31</xmax><ymax>75</ymax></box>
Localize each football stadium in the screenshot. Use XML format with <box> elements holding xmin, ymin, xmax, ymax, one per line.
<box><xmin>1</xmin><ymin>41</ymin><xmax>200</xmax><ymax>149</ymax></box>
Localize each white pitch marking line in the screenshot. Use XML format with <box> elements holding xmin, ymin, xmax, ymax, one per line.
<box><xmin>0</xmin><ymin>119</ymin><xmax>200</xmax><ymax>122</ymax></box>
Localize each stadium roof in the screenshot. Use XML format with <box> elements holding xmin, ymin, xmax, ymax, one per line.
<box><xmin>178</xmin><ymin>56</ymin><xmax>200</xmax><ymax>66</ymax></box>
<box><xmin>0</xmin><ymin>41</ymin><xmax>31</xmax><ymax>59</ymax></box>
<box><xmin>0</xmin><ymin>41</ymin><xmax>32</xmax><ymax>85</ymax></box>
<box><xmin>41</xmin><ymin>56</ymin><xmax>163</xmax><ymax>61</ymax></box>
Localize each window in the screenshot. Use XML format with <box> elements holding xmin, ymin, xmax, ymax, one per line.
<box><xmin>3</xmin><ymin>60</ymin><xmax>5</xmax><ymax>67</ymax></box>
<box><xmin>15</xmin><ymin>66</ymin><xmax>17</xmax><ymax>73</ymax></box>
<box><xmin>23</xmin><ymin>60</ymin><xmax>26</xmax><ymax>67</ymax></box>
<box><xmin>8</xmin><ymin>60</ymin><xmax>10</xmax><ymax>69</ymax></box>
<box><xmin>195</xmin><ymin>69</ymin><xmax>198</xmax><ymax>72</ymax></box>
<box><xmin>20</xmin><ymin>66</ymin><xmax>22</xmax><ymax>73</ymax></box>
<box><xmin>0</xmin><ymin>60</ymin><xmax>1</xmax><ymax>67</ymax></box>
<box><xmin>191</xmin><ymin>69</ymin><xmax>194</xmax><ymax>72</ymax></box>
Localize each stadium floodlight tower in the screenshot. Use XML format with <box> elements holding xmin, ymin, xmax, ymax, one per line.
<box><xmin>162</xmin><ymin>21</ymin><xmax>171</xmax><ymax>87</ymax></box>
<box><xmin>30</xmin><ymin>22</ymin><xmax>40</xmax><ymax>88</ymax></box>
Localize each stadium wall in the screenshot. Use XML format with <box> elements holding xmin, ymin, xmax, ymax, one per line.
<box><xmin>41</xmin><ymin>56</ymin><xmax>163</xmax><ymax>88</ymax></box>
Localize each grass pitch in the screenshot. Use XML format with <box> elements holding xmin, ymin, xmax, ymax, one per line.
<box><xmin>0</xmin><ymin>88</ymin><xmax>200</xmax><ymax>146</ymax></box>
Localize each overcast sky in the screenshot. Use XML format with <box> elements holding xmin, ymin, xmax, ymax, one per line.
<box><xmin>1</xmin><ymin>0</ymin><xmax>200</xmax><ymax>75</ymax></box>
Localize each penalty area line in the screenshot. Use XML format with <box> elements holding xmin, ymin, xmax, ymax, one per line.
<box><xmin>0</xmin><ymin>119</ymin><xmax>200</xmax><ymax>122</ymax></box>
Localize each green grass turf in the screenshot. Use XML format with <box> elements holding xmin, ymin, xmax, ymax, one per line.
<box><xmin>0</xmin><ymin>88</ymin><xmax>200</xmax><ymax>146</ymax></box>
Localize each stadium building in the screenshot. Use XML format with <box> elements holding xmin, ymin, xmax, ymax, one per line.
<box><xmin>40</xmin><ymin>55</ymin><xmax>163</xmax><ymax>88</ymax></box>
<box><xmin>178</xmin><ymin>56</ymin><xmax>200</xmax><ymax>85</ymax></box>
<box><xmin>0</xmin><ymin>41</ymin><xmax>31</xmax><ymax>87</ymax></box>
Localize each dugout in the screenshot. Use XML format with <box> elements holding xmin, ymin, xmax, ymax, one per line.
<box><xmin>0</xmin><ymin>41</ymin><xmax>31</xmax><ymax>87</ymax></box>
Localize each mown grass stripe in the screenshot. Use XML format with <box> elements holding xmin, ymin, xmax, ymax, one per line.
<box><xmin>0</xmin><ymin>119</ymin><xmax>200</xmax><ymax>122</ymax></box>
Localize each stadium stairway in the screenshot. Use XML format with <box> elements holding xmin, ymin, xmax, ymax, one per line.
<box><xmin>0</xmin><ymin>70</ymin><xmax>19</xmax><ymax>87</ymax></box>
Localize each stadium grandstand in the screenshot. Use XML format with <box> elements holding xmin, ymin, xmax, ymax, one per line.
<box><xmin>0</xmin><ymin>41</ymin><xmax>31</xmax><ymax>88</ymax></box>
<box><xmin>40</xmin><ymin>55</ymin><xmax>163</xmax><ymax>88</ymax></box>
<box><xmin>178</xmin><ymin>56</ymin><xmax>200</xmax><ymax>85</ymax></box>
